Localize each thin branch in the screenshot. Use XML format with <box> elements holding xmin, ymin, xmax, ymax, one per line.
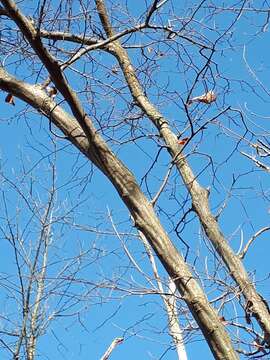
<box><xmin>243</xmin><ymin>45</ymin><xmax>270</xmax><ymax>98</ymax></box>
<box><xmin>93</xmin><ymin>0</ymin><xmax>270</xmax><ymax>347</ymax></box>
<box><xmin>145</xmin><ymin>0</ymin><xmax>159</xmax><ymax>25</ymax></box>
<box><xmin>241</xmin><ymin>151</ymin><xmax>270</xmax><ymax>172</ymax></box>
<box><xmin>151</xmin><ymin>162</ymin><xmax>174</xmax><ymax>206</ymax></box>
<box><xmin>60</xmin><ymin>23</ymin><xmax>146</xmax><ymax>70</ymax></box>
<box><xmin>239</xmin><ymin>227</ymin><xmax>270</xmax><ymax>260</ymax></box>
<box><xmin>139</xmin><ymin>231</ymin><xmax>188</xmax><ymax>360</ymax></box>
<box><xmin>100</xmin><ymin>337</ymin><xmax>124</xmax><ymax>360</ymax></box>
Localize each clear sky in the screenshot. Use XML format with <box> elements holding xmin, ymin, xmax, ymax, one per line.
<box><xmin>1</xmin><ymin>1</ymin><xmax>270</xmax><ymax>359</ymax></box>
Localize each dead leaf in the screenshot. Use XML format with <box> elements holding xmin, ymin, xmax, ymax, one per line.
<box><xmin>187</xmin><ymin>90</ymin><xmax>217</xmax><ymax>106</ymax></box>
<box><xmin>178</xmin><ymin>137</ymin><xmax>189</xmax><ymax>145</ymax></box>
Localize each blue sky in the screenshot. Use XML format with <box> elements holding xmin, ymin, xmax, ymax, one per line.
<box><xmin>1</xmin><ymin>1</ymin><xmax>270</xmax><ymax>359</ymax></box>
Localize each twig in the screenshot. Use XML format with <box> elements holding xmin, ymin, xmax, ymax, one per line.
<box><xmin>151</xmin><ymin>162</ymin><xmax>174</xmax><ymax>206</ymax></box>
<box><xmin>241</xmin><ymin>151</ymin><xmax>270</xmax><ymax>172</ymax></box>
<box><xmin>239</xmin><ymin>226</ymin><xmax>270</xmax><ymax>259</ymax></box>
<box><xmin>100</xmin><ymin>337</ymin><xmax>124</xmax><ymax>360</ymax></box>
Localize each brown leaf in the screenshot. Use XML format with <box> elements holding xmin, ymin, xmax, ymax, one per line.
<box><xmin>187</xmin><ymin>90</ymin><xmax>217</xmax><ymax>106</ymax></box>
<box><xmin>5</xmin><ymin>93</ymin><xmax>15</xmax><ymax>106</ymax></box>
<box><xmin>178</xmin><ymin>137</ymin><xmax>189</xmax><ymax>145</ymax></box>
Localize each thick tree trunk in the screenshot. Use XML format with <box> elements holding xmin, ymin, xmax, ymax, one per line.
<box><xmin>94</xmin><ymin>4</ymin><xmax>270</xmax><ymax>344</ymax></box>
<box><xmin>0</xmin><ymin>66</ymin><xmax>238</xmax><ymax>359</ymax></box>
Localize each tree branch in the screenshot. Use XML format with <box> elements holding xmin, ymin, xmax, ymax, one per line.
<box><xmin>94</xmin><ymin>0</ymin><xmax>270</xmax><ymax>347</ymax></box>
<box><xmin>0</xmin><ymin>65</ymin><xmax>238</xmax><ymax>359</ymax></box>
<box><xmin>239</xmin><ymin>227</ymin><xmax>270</xmax><ymax>260</ymax></box>
<box><xmin>100</xmin><ymin>337</ymin><xmax>124</xmax><ymax>360</ymax></box>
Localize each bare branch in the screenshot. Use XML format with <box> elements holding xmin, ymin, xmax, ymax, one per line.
<box><xmin>0</xmin><ymin>65</ymin><xmax>238</xmax><ymax>359</ymax></box>
<box><xmin>239</xmin><ymin>227</ymin><xmax>270</xmax><ymax>260</ymax></box>
<box><xmin>94</xmin><ymin>0</ymin><xmax>270</xmax><ymax>347</ymax></box>
<box><xmin>140</xmin><ymin>231</ymin><xmax>188</xmax><ymax>360</ymax></box>
<box><xmin>100</xmin><ymin>337</ymin><xmax>124</xmax><ymax>360</ymax></box>
<box><xmin>241</xmin><ymin>151</ymin><xmax>270</xmax><ymax>172</ymax></box>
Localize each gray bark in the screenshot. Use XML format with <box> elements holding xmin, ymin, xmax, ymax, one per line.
<box><xmin>0</xmin><ymin>66</ymin><xmax>238</xmax><ymax>359</ymax></box>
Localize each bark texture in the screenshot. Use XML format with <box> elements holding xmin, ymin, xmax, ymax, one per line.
<box><xmin>0</xmin><ymin>66</ymin><xmax>238</xmax><ymax>359</ymax></box>
<box><xmin>1</xmin><ymin>0</ymin><xmax>266</xmax><ymax>357</ymax></box>
<box><xmin>93</xmin><ymin>0</ymin><xmax>270</xmax><ymax>346</ymax></box>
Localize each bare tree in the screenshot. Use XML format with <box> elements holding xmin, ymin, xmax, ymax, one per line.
<box><xmin>1</xmin><ymin>0</ymin><xmax>270</xmax><ymax>359</ymax></box>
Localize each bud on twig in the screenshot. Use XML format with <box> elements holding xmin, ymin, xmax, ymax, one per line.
<box><xmin>46</xmin><ymin>86</ymin><xmax>57</xmax><ymax>98</ymax></box>
<box><xmin>5</xmin><ymin>93</ymin><xmax>15</xmax><ymax>106</ymax></box>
